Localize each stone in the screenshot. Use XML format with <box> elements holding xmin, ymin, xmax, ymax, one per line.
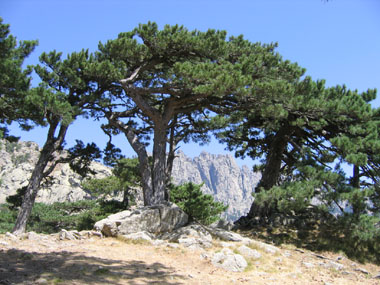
<box><xmin>323</xmin><ymin>261</ymin><xmax>344</xmax><ymax>271</ymax></box>
<box><xmin>210</xmin><ymin>219</ymin><xmax>234</xmax><ymax>231</ymax></box>
<box><xmin>237</xmin><ymin>245</ymin><xmax>261</xmax><ymax>260</ymax></box>
<box><xmin>248</xmin><ymin>240</ymin><xmax>279</xmax><ymax>254</ymax></box>
<box><xmin>302</xmin><ymin>262</ymin><xmax>315</xmax><ymax>268</ymax></box>
<box><xmin>59</xmin><ymin>229</ymin><xmax>80</xmax><ymax>240</ymax></box>
<box><xmin>354</xmin><ymin>268</ymin><xmax>370</xmax><ymax>275</ymax></box>
<box><xmin>5</xmin><ymin>232</ymin><xmax>18</xmax><ymax>241</ymax></box>
<box><xmin>94</xmin><ymin>203</ymin><xmax>188</xmax><ymax>237</ymax></box>
<box><xmin>122</xmin><ymin>231</ymin><xmax>153</xmax><ymax>241</ymax></box>
<box><xmin>211</xmin><ymin>249</ymin><xmax>248</xmax><ymax>272</ymax></box>
<box><xmin>206</xmin><ymin>227</ymin><xmax>246</xmax><ymax>242</ymax></box>
<box><xmin>162</xmin><ymin>224</ymin><xmax>213</xmax><ymax>249</ymax></box>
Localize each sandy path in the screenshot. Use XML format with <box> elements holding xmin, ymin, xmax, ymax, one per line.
<box><xmin>0</xmin><ymin>234</ymin><xmax>379</xmax><ymax>284</ymax></box>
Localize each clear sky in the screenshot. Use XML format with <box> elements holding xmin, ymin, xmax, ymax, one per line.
<box><xmin>1</xmin><ymin>0</ymin><xmax>380</xmax><ymax>168</ymax></box>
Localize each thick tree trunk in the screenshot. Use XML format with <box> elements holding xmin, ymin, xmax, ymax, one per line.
<box><xmin>246</xmin><ymin>126</ymin><xmax>292</xmax><ymax>221</ymax></box>
<box><xmin>151</xmin><ymin>126</ymin><xmax>168</xmax><ymax>205</ymax></box>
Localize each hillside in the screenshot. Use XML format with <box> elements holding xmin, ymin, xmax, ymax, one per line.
<box><xmin>0</xmin><ymin>139</ymin><xmax>260</xmax><ymax>220</ymax></box>
<box><xmin>1</xmin><ymin>232</ymin><xmax>379</xmax><ymax>284</ymax></box>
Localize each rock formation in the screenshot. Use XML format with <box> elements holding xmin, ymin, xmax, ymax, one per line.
<box><xmin>0</xmin><ymin>139</ymin><xmax>260</xmax><ymax>220</ymax></box>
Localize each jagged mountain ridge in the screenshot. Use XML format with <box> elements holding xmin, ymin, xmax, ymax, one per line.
<box><xmin>0</xmin><ymin>139</ymin><xmax>260</xmax><ymax>220</ymax></box>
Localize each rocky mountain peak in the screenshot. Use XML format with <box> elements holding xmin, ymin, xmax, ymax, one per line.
<box><xmin>0</xmin><ymin>140</ymin><xmax>260</xmax><ymax>221</ymax></box>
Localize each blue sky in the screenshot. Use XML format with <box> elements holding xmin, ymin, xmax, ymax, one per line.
<box><xmin>2</xmin><ymin>0</ymin><xmax>380</xmax><ymax>168</ymax></box>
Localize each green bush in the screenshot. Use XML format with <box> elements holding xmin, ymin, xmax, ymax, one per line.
<box><xmin>0</xmin><ymin>204</ymin><xmax>17</xmax><ymax>233</ymax></box>
<box><xmin>0</xmin><ymin>199</ymin><xmax>128</xmax><ymax>234</ymax></box>
<box><xmin>169</xmin><ymin>182</ymin><xmax>228</xmax><ymax>225</ymax></box>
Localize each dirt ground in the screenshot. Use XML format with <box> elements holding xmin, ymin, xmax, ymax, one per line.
<box><xmin>0</xmin><ymin>233</ymin><xmax>379</xmax><ymax>285</ymax></box>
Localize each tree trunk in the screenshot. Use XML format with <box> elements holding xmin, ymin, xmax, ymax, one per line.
<box><xmin>12</xmin><ymin>123</ymin><xmax>67</xmax><ymax>235</ymax></box>
<box><xmin>151</xmin><ymin>126</ymin><xmax>168</xmax><ymax>205</ymax></box>
<box><xmin>12</xmin><ymin>150</ymin><xmax>51</xmax><ymax>235</ymax></box>
<box><xmin>246</xmin><ymin>126</ymin><xmax>292</xmax><ymax>221</ymax></box>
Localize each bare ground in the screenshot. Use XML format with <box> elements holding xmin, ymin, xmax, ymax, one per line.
<box><xmin>0</xmin><ymin>233</ymin><xmax>379</xmax><ymax>285</ymax></box>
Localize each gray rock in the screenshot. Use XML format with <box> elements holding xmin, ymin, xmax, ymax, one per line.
<box><xmin>248</xmin><ymin>240</ymin><xmax>279</xmax><ymax>254</ymax></box>
<box><xmin>210</xmin><ymin>219</ymin><xmax>234</xmax><ymax>231</ymax></box>
<box><xmin>212</xmin><ymin>248</ymin><xmax>248</xmax><ymax>272</ymax></box>
<box><xmin>302</xmin><ymin>262</ymin><xmax>315</xmax><ymax>268</ymax></box>
<box><xmin>94</xmin><ymin>203</ymin><xmax>188</xmax><ymax>237</ymax></box>
<box><xmin>171</xmin><ymin>150</ymin><xmax>261</xmax><ymax>221</ymax></box>
<box><xmin>354</xmin><ymin>268</ymin><xmax>370</xmax><ymax>275</ymax></box>
<box><xmin>237</xmin><ymin>245</ymin><xmax>262</xmax><ymax>259</ymax></box>
<box><xmin>5</xmin><ymin>232</ymin><xmax>18</xmax><ymax>241</ymax></box>
<box><xmin>59</xmin><ymin>229</ymin><xmax>80</xmax><ymax>240</ymax></box>
<box><xmin>323</xmin><ymin>261</ymin><xmax>344</xmax><ymax>271</ymax></box>
<box><xmin>122</xmin><ymin>231</ymin><xmax>153</xmax><ymax>241</ymax></box>
<box><xmin>162</xmin><ymin>224</ymin><xmax>213</xmax><ymax>249</ymax></box>
<box><xmin>206</xmin><ymin>227</ymin><xmax>246</xmax><ymax>242</ymax></box>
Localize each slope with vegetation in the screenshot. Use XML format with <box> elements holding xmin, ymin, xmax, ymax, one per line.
<box><xmin>0</xmin><ymin>18</ymin><xmax>379</xmax><ymax>264</ymax></box>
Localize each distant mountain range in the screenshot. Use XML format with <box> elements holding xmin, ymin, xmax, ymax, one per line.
<box><xmin>0</xmin><ymin>139</ymin><xmax>260</xmax><ymax>221</ymax></box>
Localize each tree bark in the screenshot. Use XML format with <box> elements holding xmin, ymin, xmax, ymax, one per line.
<box><xmin>246</xmin><ymin>126</ymin><xmax>292</xmax><ymax>220</ymax></box>
<box><xmin>12</xmin><ymin>123</ymin><xmax>68</xmax><ymax>235</ymax></box>
<box><xmin>151</xmin><ymin>126</ymin><xmax>168</xmax><ymax>205</ymax></box>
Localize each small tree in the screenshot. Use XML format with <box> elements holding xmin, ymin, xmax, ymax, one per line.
<box><xmin>82</xmin><ymin>157</ymin><xmax>141</xmax><ymax>208</ymax></box>
<box><xmin>12</xmin><ymin>50</ymin><xmax>101</xmax><ymax>234</ymax></box>
<box><xmin>169</xmin><ymin>182</ymin><xmax>228</xmax><ymax>225</ymax></box>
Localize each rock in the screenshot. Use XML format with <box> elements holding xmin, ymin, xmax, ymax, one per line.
<box><xmin>94</xmin><ymin>210</ymin><xmax>132</xmax><ymax>237</ymax></box>
<box><xmin>302</xmin><ymin>262</ymin><xmax>315</xmax><ymax>268</ymax></box>
<box><xmin>210</xmin><ymin>219</ymin><xmax>233</xmax><ymax>231</ymax></box>
<box><xmin>354</xmin><ymin>268</ymin><xmax>370</xmax><ymax>275</ymax></box>
<box><xmin>0</xmin><ymin>241</ymin><xmax>9</xmax><ymax>246</ymax></box>
<box><xmin>34</xmin><ymin>278</ymin><xmax>48</xmax><ymax>284</ymax></box>
<box><xmin>172</xmin><ymin>151</ymin><xmax>260</xmax><ymax>221</ymax></box>
<box><xmin>206</xmin><ymin>227</ymin><xmax>246</xmax><ymax>242</ymax></box>
<box><xmin>0</xmin><ymin>139</ymin><xmax>261</xmax><ymax>221</ymax></box>
<box><xmin>24</xmin><ymin>231</ymin><xmax>40</xmax><ymax>241</ymax></box>
<box><xmin>237</xmin><ymin>245</ymin><xmax>261</xmax><ymax>260</ymax></box>
<box><xmin>162</xmin><ymin>224</ymin><xmax>212</xmax><ymax>249</ymax></box>
<box><xmin>59</xmin><ymin>229</ymin><xmax>80</xmax><ymax>240</ymax></box>
<box><xmin>94</xmin><ymin>203</ymin><xmax>188</xmax><ymax>237</ymax></box>
<box><xmin>248</xmin><ymin>240</ymin><xmax>279</xmax><ymax>254</ymax></box>
<box><xmin>212</xmin><ymin>248</ymin><xmax>248</xmax><ymax>272</ymax></box>
<box><xmin>5</xmin><ymin>232</ymin><xmax>18</xmax><ymax>241</ymax></box>
<box><xmin>122</xmin><ymin>231</ymin><xmax>153</xmax><ymax>241</ymax></box>
<box><xmin>323</xmin><ymin>261</ymin><xmax>344</xmax><ymax>271</ymax></box>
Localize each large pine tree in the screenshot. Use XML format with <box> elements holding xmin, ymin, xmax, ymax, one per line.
<box><xmin>87</xmin><ymin>22</ymin><xmax>300</xmax><ymax>206</ymax></box>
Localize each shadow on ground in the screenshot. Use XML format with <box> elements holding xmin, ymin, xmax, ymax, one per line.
<box><xmin>0</xmin><ymin>248</ymin><xmax>187</xmax><ymax>285</ymax></box>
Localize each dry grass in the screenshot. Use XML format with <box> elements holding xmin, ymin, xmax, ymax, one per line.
<box><xmin>0</xmin><ymin>234</ymin><xmax>379</xmax><ymax>285</ymax></box>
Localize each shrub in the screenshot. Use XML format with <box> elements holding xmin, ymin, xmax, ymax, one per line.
<box><xmin>0</xmin><ymin>199</ymin><xmax>128</xmax><ymax>234</ymax></box>
<box><xmin>169</xmin><ymin>182</ymin><xmax>228</xmax><ymax>225</ymax></box>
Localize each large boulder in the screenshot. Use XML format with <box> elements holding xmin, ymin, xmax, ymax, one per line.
<box><xmin>211</xmin><ymin>248</ymin><xmax>248</xmax><ymax>272</ymax></box>
<box><xmin>94</xmin><ymin>203</ymin><xmax>188</xmax><ymax>237</ymax></box>
<box><xmin>161</xmin><ymin>223</ymin><xmax>213</xmax><ymax>249</ymax></box>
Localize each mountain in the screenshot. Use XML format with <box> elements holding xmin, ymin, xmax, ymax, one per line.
<box><xmin>0</xmin><ymin>139</ymin><xmax>260</xmax><ymax>221</ymax></box>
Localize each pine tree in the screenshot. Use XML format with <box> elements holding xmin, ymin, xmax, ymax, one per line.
<box><xmin>12</xmin><ymin>50</ymin><xmax>100</xmax><ymax>234</ymax></box>
<box><xmin>215</xmin><ymin>71</ymin><xmax>379</xmax><ymax>223</ymax></box>
<box><xmin>0</xmin><ymin>18</ymin><xmax>38</xmax><ymax>137</ymax></box>
<box><xmin>87</xmin><ymin>22</ymin><xmax>293</xmax><ymax>206</ymax></box>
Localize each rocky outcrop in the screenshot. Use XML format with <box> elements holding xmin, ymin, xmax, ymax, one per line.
<box><xmin>172</xmin><ymin>151</ymin><xmax>260</xmax><ymax>220</ymax></box>
<box><xmin>0</xmin><ymin>139</ymin><xmax>111</xmax><ymax>204</ymax></box>
<box><xmin>0</xmin><ymin>139</ymin><xmax>260</xmax><ymax>220</ymax></box>
<box><xmin>94</xmin><ymin>203</ymin><xmax>188</xmax><ymax>237</ymax></box>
